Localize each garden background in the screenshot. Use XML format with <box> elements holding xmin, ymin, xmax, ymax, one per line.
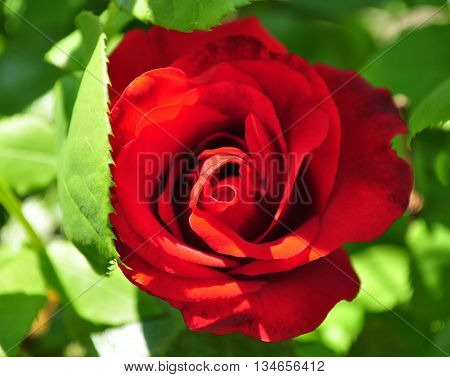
<box><xmin>0</xmin><ymin>0</ymin><xmax>449</xmax><ymax>357</ymax></box>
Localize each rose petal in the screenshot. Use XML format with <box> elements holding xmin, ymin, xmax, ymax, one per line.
<box><xmin>189</xmin><ymin>208</ymin><xmax>319</xmax><ymax>260</ymax></box>
<box><xmin>229</xmin><ymin>247</ymin><xmax>316</xmax><ymax>276</ymax></box>
<box><xmin>181</xmin><ymin>248</ymin><xmax>359</xmax><ymax>341</ymax></box>
<box><xmin>244</xmin><ymin>113</ymin><xmax>284</xmax><ymax>201</ymax></box>
<box><xmin>234</xmin><ymin>57</ymin><xmax>341</xmax><ymax>213</ymax></box>
<box><xmin>312</xmin><ymin>65</ymin><xmax>413</xmax><ymax>253</ymax></box>
<box><xmin>109</xmin><ymin>17</ymin><xmax>286</xmax><ymax>103</ymax></box>
<box><xmin>192</xmin><ymin>62</ymin><xmax>263</xmax><ymax>90</ymax></box>
<box><xmin>119</xmin><ymin>245</ymin><xmax>266</xmax><ymax>303</ymax></box>
<box><xmin>112</xmin><ymin>208</ymin><xmax>229</xmax><ymax>280</ymax></box>
<box><xmin>232</xmin><ymin>59</ymin><xmax>312</xmax><ymax>126</ymax></box>
<box><xmin>110</xmin><ymin>67</ymin><xmax>191</xmax><ymax>154</ymax></box>
<box><xmin>255</xmin><ymin>109</ymin><xmax>330</xmax><ymax>241</ymax></box>
<box><xmin>114</xmin><ymin>140</ymin><xmax>240</xmax><ymax>268</ymax></box>
<box><xmin>172</xmin><ymin>35</ymin><xmax>271</xmax><ymax>78</ymax></box>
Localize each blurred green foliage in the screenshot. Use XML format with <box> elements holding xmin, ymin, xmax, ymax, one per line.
<box><xmin>0</xmin><ymin>0</ymin><xmax>105</xmax><ymax>114</ymax></box>
<box><xmin>0</xmin><ymin>0</ymin><xmax>449</xmax><ymax>357</ymax></box>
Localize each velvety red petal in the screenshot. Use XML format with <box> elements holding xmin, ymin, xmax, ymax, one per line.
<box><xmin>108</xmin><ymin>29</ymin><xmax>168</xmax><ymax>105</ymax></box>
<box><xmin>111</xmin><ymin>203</ymin><xmax>229</xmax><ymax>280</ymax></box>
<box><xmin>109</xmin><ymin>17</ymin><xmax>286</xmax><ymax>103</ymax></box>
<box><xmin>189</xmin><ymin>81</ymin><xmax>287</xmax><ymax>156</ymax></box>
<box><xmin>110</xmin><ymin>67</ymin><xmax>191</xmax><ymax>155</ymax></box>
<box><xmin>234</xmin><ymin>57</ymin><xmax>341</xmax><ymax>213</ymax></box>
<box><xmin>153</xmin><ymin>16</ymin><xmax>287</xmax><ymax>61</ymax></box>
<box><xmin>172</xmin><ymin>35</ymin><xmax>271</xmax><ymax>78</ymax></box>
<box><xmin>120</xmin><ymin>249</ymin><xmax>266</xmax><ymax>303</ymax></box>
<box><xmin>229</xmin><ymin>247</ymin><xmax>317</xmax><ymax>276</ymax></box>
<box><xmin>189</xmin><ymin>208</ymin><xmax>319</xmax><ymax>260</ymax></box>
<box><xmin>194</xmin><ymin>131</ymin><xmax>247</xmax><ymax>153</ymax></box>
<box><xmin>244</xmin><ymin>113</ymin><xmax>285</xmax><ymax>203</ymax></box>
<box><xmin>192</xmin><ymin>61</ymin><xmax>263</xmax><ymax>90</ymax></box>
<box><xmin>312</xmin><ymin>65</ymin><xmax>413</xmax><ymax>253</ymax></box>
<box><xmin>255</xmin><ymin>109</ymin><xmax>330</xmax><ymax>241</ymax></box>
<box><xmin>156</xmin><ymin>156</ymin><xmax>189</xmax><ymax>240</ymax></box>
<box><xmin>231</xmin><ymin>59</ymin><xmax>312</xmax><ymax>127</ymax></box>
<box><xmin>134</xmin><ymin>101</ymin><xmax>231</xmax><ymax>157</ymax></box>
<box><xmin>297</xmin><ymin>66</ymin><xmax>342</xmax><ymax>212</ymax></box>
<box><xmin>181</xmin><ymin>248</ymin><xmax>360</xmax><ymax>341</ymax></box>
<box><xmin>114</xmin><ymin>140</ymin><xmax>239</xmax><ymax>269</ymax></box>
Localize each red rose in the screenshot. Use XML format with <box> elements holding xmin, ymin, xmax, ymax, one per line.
<box><xmin>108</xmin><ymin>17</ymin><xmax>412</xmax><ymax>341</ymax></box>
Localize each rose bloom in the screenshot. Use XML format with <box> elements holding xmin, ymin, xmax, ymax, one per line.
<box><xmin>108</xmin><ymin>18</ymin><xmax>412</xmax><ymax>341</ymax></box>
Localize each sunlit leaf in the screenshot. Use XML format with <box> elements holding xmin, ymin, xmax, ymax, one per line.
<box><xmin>47</xmin><ymin>240</ymin><xmax>166</xmax><ymax>326</ymax></box>
<box><xmin>0</xmin><ymin>196</ymin><xmax>59</xmax><ymax>251</ymax></box>
<box><xmin>52</xmin><ymin>72</ymin><xmax>82</xmax><ymax>150</ymax></box>
<box><xmin>0</xmin><ymin>114</ymin><xmax>56</xmax><ymax>196</ymax></box>
<box><xmin>316</xmin><ymin>301</ymin><xmax>365</xmax><ymax>355</ymax></box>
<box><xmin>407</xmin><ymin>219</ymin><xmax>450</xmax><ymax>303</ymax></box>
<box><xmin>113</xmin><ymin>0</ymin><xmax>255</xmax><ymax>31</ymax></box>
<box><xmin>76</xmin><ymin>12</ymin><xmax>103</xmax><ymax>65</ymax></box>
<box><xmin>409</xmin><ymin>77</ymin><xmax>450</xmax><ymax>140</ymax></box>
<box><xmin>45</xmin><ymin>4</ymin><xmax>133</xmax><ymax>71</ymax></box>
<box><xmin>57</xmin><ymin>28</ymin><xmax>117</xmax><ymax>272</ymax></box>
<box><xmin>44</xmin><ymin>31</ymin><xmax>84</xmax><ymax>71</ymax></box>
<box><xmin>352</xmin><ymin>245</ymin><xmax>412</xmax><ymax>312</ymax></box>
<box><xmin>0</xmin><ymin>246</ymin><xmax>47</xmax><ymax>355</ymax></box>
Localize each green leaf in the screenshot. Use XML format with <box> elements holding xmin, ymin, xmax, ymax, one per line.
<box><xmin>91</xmin><ymin>316</ymin><xmax>183</xmax><ymax>356</ymax></box>
<box><xmin>240</xmin><ymin>1</ymin><xmax>376</xmax><ymax>70</ymax></box>
<box><xmin>315</xmin><ymin>301</ymin><xmax>365</xmax><ymax>355</ymax></box>
<box><xmin>58</xmin><ymin>30</ymin><xmax>118</xmax><ymax>273</ymax></box>
<box><xmin>434</xmin><ymin>149</ymin><xmax>450</xmax><ymax>187</ymax></box>
<box><xmin>409</xmin><ymin>77</ymin><xmax>450</xmax><ymax>140</ymax></box>
<box><xmin>45</xmin><ymin>4</ymin><xmax>133</xmax><ymax>71</ymax></box>
<box><xmin>113</xmin><ymin>0</ymin><xmax>254</xmax><ymax>31</ymax></box>
<box><xmin>52</xmin><ymin>73</ymin><xmax>82</xmax><ymax>150</ymax></box>
<box><xmin>47</xmin><ymin>240</ymin><xmax>166</xmax><ymax>326</ymax></box>
<box><xmin>76</xmin><ymin>12</ymin><xmax>103</xmax><ymax>65</ymax></box>
<box><xmin>0</xmin><ymin>247</ymin><xmax>46</xmax><ymax>296</ymax></box>
<box><xmin>412</xmin><ymin>130</ymin><xmax>450</xmax><ymax>227</ymax></box>
<box><xmin>0</xmin><ymin>115</ymin><xmax>56</xmax><ymax>196</ymax></box>
<box><xmin>44</xmin><ymin>30</ymin><xmax>84</xmax><ymax>72</ymax></box>
<box><xmin>100</xmin><ymin>2</ymin><xmax>134</xmax><ymax>38</ymax></box>
<box><xmin>23</xmin><ymin>91</ymin><xmax>55</xmax><ymax>123</ymax></box>
<box><xmin>406</xmin><ymin>220</ymin><xmax>450</xmax><ymax>303</ymax></box>
<box><xmin>0</xmin><ymin>246</ymin><xmax>47</xmax><ymax>355</ymax></box>
<box><xmin>363</xmin><ymin>25</ymin><xmax>450</xmax><ymax>108</ymax></box>
<box><xmin>0</xmin><ymin>194</ymin><xmax>56</xmax><ymax>253</ymax></box>
<box><xmin>352</xmin><ymin>245</ymin><xmax>412</xmax><ymax>312</ymax></box>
